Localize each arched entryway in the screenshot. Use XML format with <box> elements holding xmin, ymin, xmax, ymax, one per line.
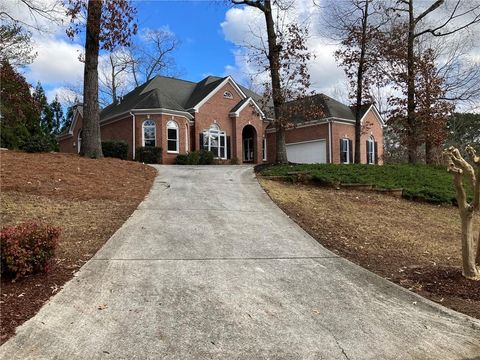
<box><xmin>242</xmin><ymin>124</ymin><xmax>257</xmax><ymax>163</ymax></box>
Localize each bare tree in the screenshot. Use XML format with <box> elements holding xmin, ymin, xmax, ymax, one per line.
<box><xmin>98</xmin><ymin>28</ymin><xmax>180</xmax><ymax>106</ymax></box>
<box><xmin>98</xmin><ymin>50</ymin><xmax>131</xmax><ymax>106</ymax></box>
<box><xmin>327</xmin><ymin>0</ymin><xmax>388</xmax><ymax>164</ymax></box>
<box><xmin>129</xmin><ymin>28</ymin><xmax>180</xmax><ymax>87</ymax></box>
<box><xmin>0</xmin><ymin>0</ymin><xmax>65</xmax><ymax>32</ymax></box>
<box><xmin>388</xmin><ymin>0</ymin><xmax>480</xmax><ymax>164</ymax></box>
<box><xmin>444</xmin><ymin>145</ymin><xmax>480</xmax><ymax>280</ymax></box>
<box><xmin>231</xmin><ymin>0</ymin><xmax>317</xmax><ymax>164</ymax></box>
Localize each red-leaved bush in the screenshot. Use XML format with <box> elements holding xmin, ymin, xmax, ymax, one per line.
<box><xmin>0</xmin><ymin>222</ymin><xmax>61</xmax><ymax>279</ymax></box>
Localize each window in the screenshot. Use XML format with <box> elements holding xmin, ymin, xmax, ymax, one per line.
<box><xmin>367</xmin><ymin>136</ymin><xmax>375</xmax><ymax>164</ymax></box>
<box><xmin>262</xmin><ymin>137</ymin><xmax>267</xmax><ymax>161</ymax></box>
<box><xmin>340</xmin><ymin>138</ymin><xmax>350</xmax><ymax>164</ymax></box>
<box><xmin>77</xmin><ymin>129</ymin><xmax>82</xmax><ymax>153</ymax></box>
<box><xmin>223</xmin><ymin>91</ymin><xmax>233</xmax><ymax>99</ymax></box>
<box><xmin>202</xmin><ymin>124</ymin><xmax>227</xmax><ymax>159</ymax></box>
<box><xmin>143</xmin><ymin>120</ymin><xmax>156</xmax><ymax>147</ymax></box>
<box><xmin>167</xmin><ymin>120</ymin><xmax>179</xmax><ymax>153</ymax></box>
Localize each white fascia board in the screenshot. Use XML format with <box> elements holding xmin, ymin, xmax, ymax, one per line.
<box><xmin>57</xmin><ymin>109</ymin><xmax>80</xmax><ymax>139</ymax></box>
<box><xmin>101</xmin><ymin>108</ymin><xmax>194</xmax><ymax>125</ymax></box>
<box><xmin>229</xmin><ymin>97</ymin><xmax>265</xmax><ymax>118</ymax></box>
<box><xmin>192</xmin><ymin>76</ymin><xmax>247</xmax><ymax>112</ymax></box>
<box><xmin>359</xmin><ymin>104</ymin><xmax>385</xmax><ymax>127</ymax></box>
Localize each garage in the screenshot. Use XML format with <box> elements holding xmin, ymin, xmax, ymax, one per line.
<box><xmin>286</xmin><ymin>139</ymin><xmax>327</xmax><ymax>164</ymax></box>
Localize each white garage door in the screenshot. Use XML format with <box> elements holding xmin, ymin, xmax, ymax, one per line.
<box><xmin>286</xmin><ymin>140</ymin><xmax>327</xmax><ymax>164</ymax></box>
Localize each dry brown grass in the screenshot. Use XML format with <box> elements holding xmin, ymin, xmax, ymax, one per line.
<box><xmin>0</xmin><ymin>151</ymin><xmax>157</xmax><ymax>343</ymax></box>
<box><xmin>259</xmin><ymin>178</ymin><xmax>480</xmax><ymax>319</ymax></box>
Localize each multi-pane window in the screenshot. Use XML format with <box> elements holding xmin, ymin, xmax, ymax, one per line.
<box><xmin>340</xmin><ymin>138</ymin><xmax>350</xmax><ymax>164</ymax></box>
<box><xmin>143</xmin><ymin>120</ymin><xmax>156</xmax><ymax>147</ymax></box>
<box><xmin>167</xmin><ymin>120</ymin><xmax>179</xmax><ymax>152</ymax></box>
<box><xmin>367</xmin><ymin>137</ymin><xmax>375</xmax><ymax>164</ymax></box>
<box><xmin>262</xmin><ymin>137</ymin><xmax>267</xmax><ymax>161</ymax></box>
<box><xmin>203</xmin><ymin>124</ymin><xmax>227</xmax><ymax>159</ymax></box>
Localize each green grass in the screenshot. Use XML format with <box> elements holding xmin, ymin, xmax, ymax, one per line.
<box><xmin>259</xmin><ymin>163</ymin><xmax>471</xmax><ymax>205</ymax></box>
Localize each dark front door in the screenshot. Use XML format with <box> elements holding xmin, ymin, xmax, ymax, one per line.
<box><xmin>243</xmin><ymin>137</ymin><xmax>253</xmax><ymax>162</ymax></box>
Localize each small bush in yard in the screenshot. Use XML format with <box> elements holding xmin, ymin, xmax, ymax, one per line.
<box><xmin>1</xmin><ymin>222</ymin><xmax>61</xmax><ymax>279</ymax></box>
<box><xmin>102</xmin><ymin>140</ymin><xmax>128</xmax><ymax>160</ymax></box>
<box><xmin>136</xmin><ymin>146</ymin><xmax>162</xmax><ymax>164</ymax></box>
<box><xmin>175</xmin><ymin>154</ymin><xmax>189</xmax><ymax>165</ymax></box>
<box><xmin>20</xmin><ymin>133</ymin><xmax>54</xmax><ymax>153</ymax></box>
<box><xmin>198</xmin><ymin>150</ymin><xmax>215</xmax><ymax>165</ymax></box>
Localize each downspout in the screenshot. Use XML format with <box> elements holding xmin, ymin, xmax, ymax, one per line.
<box><xmin>328</xmin><ymin>120</ymin><xmax>332</xmax><ymax>164</ymax></box>
<box><xmin>130</xmin><ymin>112</ymin><xmax>136</xmax><ymax>160</ymax></box>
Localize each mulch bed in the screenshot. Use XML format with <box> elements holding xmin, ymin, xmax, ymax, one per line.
<box><xmin>0</xmin><ymin>151</ymin><xmax>157</xmax><ymax>344</ymax></box>
<box><xmin>259</xmin><ymin>178</ymin><xmax>480</xmax><ymax>319</ymax></box>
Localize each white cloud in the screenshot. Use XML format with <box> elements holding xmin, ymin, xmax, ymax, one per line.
<box><xmin>220</xmin><ymin>4</ymin><xmax>347</xmax><ymax>99</ymax></box>
<box><xmin>26</xmin><ymin>36</ymin><xmax>84</xmax><ymax>85</ymax></box>
<box><xmin>46</xmin><ymin>86</ymin><xmax>82</xmax><ymax>104</ymax></box>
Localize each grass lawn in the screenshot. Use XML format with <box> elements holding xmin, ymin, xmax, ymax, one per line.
<box><xmin>259</xmin><ymin>163</ymin><xmax>468</xmax><ymax>204</ymax></box>
<box><xmin>259</xmin><ymin>179</ymin><xmax>480</xmax><ymax>319</ymax></box>
<box><xmin>0</xmin><ymin>151</ymin><xmax>157</xmax><ymax>344</ymax></box>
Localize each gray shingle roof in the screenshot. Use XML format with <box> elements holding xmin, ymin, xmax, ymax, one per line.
<box><xmin>99</xmin><ymin>75</ymin><xmax>268</xmax><ymax>122</ymax></box>
<box><xmin>283</xmin><ymin>94</ymin><xmax>371</xmax><ymax>124</ymax></box>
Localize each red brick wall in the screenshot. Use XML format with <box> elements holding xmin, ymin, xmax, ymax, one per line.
<box><xmin>101</xmin><ymin>116</ymin><xmax>134</xmax><ymax>158</ymax></box>
<box><xmin>360</xmin><ymin>110</ymin><xmax>384</xmax><ymax>165</ymax></box>
<box><xmin>266</xmin><ymin>107</ymin><xmax>384</xmax><ymax>164</ymax></box>
<box><xmin>58</xmin><ymin>113</ymin><xmax>83</xmax><ymax>154</ymax></box>
<box><xmin>135</xmin><ymin>114</ymin><xmax>190</xmax><ymax>164</ymax></box>
<box><xmin>193</xmin><ymin>81</ymin><xmax>264</xmax><ymax>163</ymax></box>
<box><xmin>331</xmin><ymin>110</ymin><xmax>384</xmax><ymax>164</ymax></box>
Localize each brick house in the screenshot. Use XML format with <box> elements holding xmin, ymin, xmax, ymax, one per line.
<box><xmin>58</xmin><ymin>75</ymin><xmax>384</xmax><ymax>165</ymax></box>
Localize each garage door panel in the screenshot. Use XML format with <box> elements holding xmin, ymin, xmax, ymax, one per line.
<box><xmin>286</xmin><ymin>140</ymin><xmax>327</xmax><ymax>164</ymax></box>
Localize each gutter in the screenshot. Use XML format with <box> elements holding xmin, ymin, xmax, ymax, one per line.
<box><xmin>328</xmin><ymin>120</ymin><xmax>333</xmax><ymax>164</ymax></box>
<box><xmin>130</xmin><ymin>112</ymin><xmax>136</xmax><ymax>160</ymax></box>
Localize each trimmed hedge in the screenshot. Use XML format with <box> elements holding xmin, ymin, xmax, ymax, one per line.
<box><xmin>136</xmin><ymin>146</ymin><xmax>162</xmax><ymax>164</ymax></box>
<box><xmin>175</xmin><ymin>150</ymin><xmax>215</xmax><ymax>165</ymax></box>
<box><xmin>260</xmin><ymin>163</ymin><xmax>470</xmax><ymax>205</ymax></box>
<box><xmin>102</xmin><ymin>140</ymin><xmax>128</xmax><ymax>160</ymax></box>
<box><xmin>0</xmin><ymin>222</ymin><xmax>61</xmax><ymax>279</ymax></box>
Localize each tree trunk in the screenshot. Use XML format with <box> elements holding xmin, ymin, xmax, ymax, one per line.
<box><xmin>425</xmin><ymin>137</ymin><xmax>434</xmax><ymax>164</ymax></box>
<box><xmin>81</xmin><ymin>0</ymin><xmax>103</xmax><ymax>159</ymax></box>
<box><xmin>354</xmin><ymin>0</ymin><xmax>369</xmax><ymax>164</ymax></box>
<box><xmin>460</xmin><ymin>209</ymin><xmax>480</xmax><ymax>279</ymax></box>
<box><xmin>406</xmin><ymin>0</ymin><xmax>417</xmax><ymax>164</ymax></box>
<box><xmin>110</xmin><ymin>54</ymin><xmax>117</xmax><ymax>103</ymax></box>
<box><xmin>263</xmin><ymin>0</ymin><xmax>287</xmax><ymax>164</ymax></box>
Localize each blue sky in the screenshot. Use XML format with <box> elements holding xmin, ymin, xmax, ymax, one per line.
<box><xmin>18</xmin><ymin>0</ymin><xmax>348</xmax><ymax>106</ymax></box>
<box><xmin>135</xmin><ymin>1</ymin><xmax>235</xmax><ymax>81</ymax></box>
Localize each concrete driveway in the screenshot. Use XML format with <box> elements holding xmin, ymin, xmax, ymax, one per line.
<box><xmin>1</xmin><ymin>165</ymin><xmax>479</xmax><ymax>359</ymax></box>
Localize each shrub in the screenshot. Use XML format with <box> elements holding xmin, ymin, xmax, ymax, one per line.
<box><xmin>230</xmin><ymin>157</ymin><xmax>239</xmax><ymax>165</ymax></box>
<box><xmin>102</xmin><ymin>140</ymin><xmax>128</xmax><ymax>160</ymax></box>
<box><xmin>20</xmin><ymin>133</ymin><xmax>53</xmax><ymax>153</ymax></box>
<box><xmin>187</xmin><ymin>151</ymin><xmax>200</xmax><ymax>165</ymax></box>
<box><xmin>0</xmin><ymin>222</ymin><xmax>60</xmax><ymax>279</ymax></box>
<box><xmin>136</xmin><ymin>146</ymin><xmax>162</xmax><ymax>164</ymax></box>
<box><xmin>175</xmin><ymin>154</ymin><xmax>189</xmax><ymax>165</ymax></box>
<box><xmin>198</xmin><ymin>149</ymin><xmax>215</xmax><ymax>165</ymax></box>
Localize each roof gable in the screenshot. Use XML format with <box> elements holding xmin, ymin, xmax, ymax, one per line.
<box><xmin>99</xmin><ymin>74</ymin><xmax>263</xmax><ymax>121</ymax></box>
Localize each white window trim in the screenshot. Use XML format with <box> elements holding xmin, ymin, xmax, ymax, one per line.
<box><xmin>203</xmin><ymin>127</ymin><xmax>227</xmax><ymax>160</ymax></box>
<box><xmin>223</xmin><ymin>91</ymin><xmax>233</xmax><ymax>99</ymax></box>
<box><xmin>77</xmin><ymin>129</ymin><xmax>82</xmax><ymax>153</ymax></box>
<box><xmin>167</xmin><ymin>120</ymin><xmax>179</xmax><ymax>153</ymax></box>
<box><xmin>262</xmin><ymin>137</ymin><xmax>267</xmax><ymax>161</ymax></box>
<box><xmin>341</xmin><ymin>138</ymin><xmax>350</xmax><ymax>164</ymax></box>
<box><xmin>142</xmin><ymin>120</ymin><xmax>156</xmax><ymax>147</ymax></box>
<box><xmin>367</xmin><ymin>137</ymin><xmax>375</xmax><ymax>165</ymax></box>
